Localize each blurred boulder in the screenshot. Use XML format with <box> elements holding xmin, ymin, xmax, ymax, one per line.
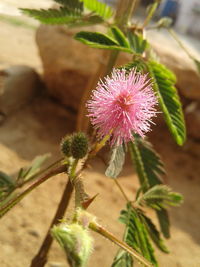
<box><xmin>148</xmin><ymin>32</ymin><xmax>200</xmax><ymax>101</ymax></box>
<box><xmin>36</xmin><ymin>25</ymin><xmax>105</xmax><ymax>111</ymax></box>
<box><xmin>36</xmin><ymin>25</ymin><xmax>200</xmax><ymax>111</ymax></box>
<box><xmin>0</xmin><ymin>65</ymin><xmax>41</xmax><ymax>118</ymax></box>
<box><xmin>185</xmin><ymin>101</ymin><xmax>200</xmax><ymax>140</ymax></box>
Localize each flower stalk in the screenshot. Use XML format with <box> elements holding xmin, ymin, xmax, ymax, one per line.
<box><xmin>89</xmin><ymin>221</ymin><xmax>153</xmax><ymax>267</ymax></box>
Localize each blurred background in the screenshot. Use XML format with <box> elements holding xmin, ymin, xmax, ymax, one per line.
<box><xmin>0</xmin><ymin>1</ymin><xmax>200</xmax><ymax>267</ymax></box>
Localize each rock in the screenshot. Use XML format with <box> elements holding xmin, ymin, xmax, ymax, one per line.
<box><xmin>36</xmin><ymin>25</ymin><xmax>200</xmax><ymax>111</ymax></box>
<box><xmin>185</xmin><ymin>101</ymin><xmax>200</xmax><ymax>140</ymax></box>
<box><xmin>147</xmin><ymin>31</ymin><xmax>200</xmax><ymax>100</ymax></box>
<box><xmin>0</xmin><ymin>65</ymin><xmax>42</xmax><ymax>116</ymax></box>
<box><xmin>36</xmin><ymin>25</ymin><xmax>105</xmax><ymax>111</ymax></box>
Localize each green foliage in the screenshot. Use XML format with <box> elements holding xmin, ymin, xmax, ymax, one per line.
<box><xmin>80</xmin><ymin>0</ymin><xmax>113</xmax><ymax>19</ymax></box>
<box><xmin>128</xmin><ymin>136</ymin><xmax>164</xmax><ymax>190</ymax></box>
<box><xmin>74</xmin><ymin>31</ymin><xmax>133</xmax><ymax>53</ymax></box>
<box><xmin>156</xmin><ymin>209</ymin><xmax>170</xmax><ymax>238</ymax></box>
<box><xmin>111</xmin><ymin>250</ymin><xmax>133</xmax><ymax>267</ymax></box>
<box><xmin>122</xmin><ymin>58</ymin><xmax>148</xmax><ymax>73</ymax></box>
<box><xmin>54</xmin><ymin>0</ymin><xmax>84</xmax><ymax>12</ymax></box>
<box><xmin>105</xmin><ymin>145</ymin><xmax>125</xmax><ymax>178</ymax></box>
<box><xmin>0</xmin><ymin>171</ymin><xmax>15</xmax><ymax>201</ymax></box>
<box><xmin>156</xmin><ymin>17</ymin><xmax>173</xmax><ymax>29</ymax></box>
<box><xmin>117</xmin><ymin>204</ymin><xmax>158</xmax><ymax>266</ymax></box>
<box><xmin>0</xmin><ymin>153</ymin><xmax>50</xmax><ymax>206</ymax></box>
<box><xmin>127</xmin><ymin>30</ymin><xmax>149</xmax><ymax>54</ymax></box>
<box><xmin>128</xmin><ymin>137</ymin><xmax>171</xmax><ymax>238</ymax></box>
<box><xmin>148</xmin><ymin>61</ymin><xmax>186</xmax><ymax>146</ymax></box>
<box><xmin>109</xmin><ymin>26</ymin><xmax>130</xmax><ymax>48</ymax></box>
<box><xmin>17</xmin><ymin>153</ymin><xmax>51</xmax><ymax>183</ymax></box>
<box><xmin>21</xmin><ymin>7</ymin><xmax>82</xmax><ymax>24</ymax></box>
<box><xmin>136</xmin><ymin>185</ymin><xmax>183</xmax><ymax>210</ymax></box>
<box><xmin>140</xmin><ymin>214</ymin><xmax>169</xmax><ymax>253</ymax></box>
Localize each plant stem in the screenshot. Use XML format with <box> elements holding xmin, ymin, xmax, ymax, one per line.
<box><xmin>19</xmin><ymin>158</ymin><xmax>64</xmax><ymax>187</ymax></box>
<box><xmin>114</xmin><ymin>179</ymin><xmax>130</xmax><ymax>203</ymax></box>
<box><xmin>168</xmin><ymin>28</ymin><xmax>195</xmax><ymax>60</ymax></box>
<box><xmin>30</xmin><ymin>178</ymin><xmax>73</xmax><ymax>267</ymax></box>
<box><xmin>115</xmin><ymin>0</ymin><xmax>139</xmax><ymax>28</ymax></box>
<box><xmin>0</xmin><ymin>164</ymin><xmax>68</xmax><ymax>218</ymax></box>
<box><xmin>142</xmin><ymin>1</ymin><xmax>159</xmax><ymax>29</ymax></box>
<box><xmin>89</xmin><ymin>221</ymin><xmax>153</xmax><ymax>267</ymax></box>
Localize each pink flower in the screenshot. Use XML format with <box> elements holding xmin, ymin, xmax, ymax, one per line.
<box><xmin>87</xmin><ymin>68</ymin><xmax>158</xmax><ymax>145</ymax></box>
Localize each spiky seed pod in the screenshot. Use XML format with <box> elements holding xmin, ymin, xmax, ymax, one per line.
<box><xmin>51</xmin><ymin>223</ymin><xmax>93</xmax><ymax>267</ymax></box>
<box><xmin>61</xmin><ymin>135</ymin><xmax>72</xmax><ymax>157</ymax></box>
<box><xmin>71</xmin><ymin>132</ymin><xmax>88</xmax><ymax>159</ymax></box>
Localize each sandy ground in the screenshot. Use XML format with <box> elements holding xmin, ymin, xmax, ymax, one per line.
<box><xmin>0</xmin><ymin>6</ymin><xmax>200</xmax><ymax>267</ymax></box>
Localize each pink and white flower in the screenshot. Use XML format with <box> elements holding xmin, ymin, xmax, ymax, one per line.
<box><xmin>87</xmin><ymin>68</ymin><xmax>158</xmax><ymax>145</ymax></box>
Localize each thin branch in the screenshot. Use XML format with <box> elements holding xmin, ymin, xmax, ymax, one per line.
<box><xmin>89</xmin><ymin>221</ymin><xmax>153</xmax><ymax>267</ymax></box>
<box><xmin>114</xmin><ymin>179</ymin><xmax>130</xmax><ymax>203</ymax></box>
<box><xmin>168</xmin><ymin>28</ymin><xmax>195</xmax><ymax>61</ymax></box>
<box><xmin>30</xmin><ymin>178</ymin><xmax>73</xmax><ymax>267</ymax></box>
<box><xmin>0</xmin><ymin>164</ymin><xmax>68</xmax><ymax>218</ymax></box>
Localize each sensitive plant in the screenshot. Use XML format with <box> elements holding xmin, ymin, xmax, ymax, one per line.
<box><xmin>1</xmin><ymin>0</ymin><xmax>199</xmax><ymax>266</ymax></box>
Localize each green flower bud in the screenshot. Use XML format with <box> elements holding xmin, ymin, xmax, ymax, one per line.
<box><xmin>51</xmin><ymin>223</ymin><xmax>93</xmax><ymax>267</ymax></box>
<box><xmin>71</xmin><ymin>132</ymin><xmax>88</xmax><ymax>159</ymax></box>
<box><xmin>61</xmin><ymin>135</ymin><xmax>72</xmax><ymax>157</ymax></box>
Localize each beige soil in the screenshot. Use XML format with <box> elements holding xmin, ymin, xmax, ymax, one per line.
<box><xmin>0</xmin><ymin>15</ymin><xmax>200</xmax><ymax>267</ymax></box>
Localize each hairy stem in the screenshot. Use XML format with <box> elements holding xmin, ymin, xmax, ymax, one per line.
<box><xmin>89</xmin><ymin>221</ymin><xmax>153</xmax><ymax>267</ymax></box>
<box><xmin>30</xmin><ymin>178</ymin><xmax>73</xmax><ymax>267</ymax></box>
<box><xmin>0</xmin><ymin>164</ymin><xmax>68</xmax><ymax>218</ymax></box>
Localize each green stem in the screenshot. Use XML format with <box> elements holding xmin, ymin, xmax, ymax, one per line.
<box><xmin>168</xmin><ymin>28</ymin><xmax>195</xmax><ymax>60</ymax></box>
<box><xmin>30</xmin><ymin>178</ymin><xmax>73</xmax><ymax>267</ymax></box>
<box><xmin>114</xmin><ymin>179</ymin><xmax>130</xmax><ymax>203</ymax></box>
<box><xmin>19</xmin><ymin>158</ymin><xmax>64</xmax><ymax>187</ymax></box>
<box><xmin>89</xmin><ymin>221</ymin><xmax>153</xmax><ymax>267</ymax></box>
<box><xmin>70</xmin><ymin>159</ymin><xmax>79</xmax><ymax>180</ymax></box>
<box><xmin>0</xmin><ymin>164</ymin><xmax>68</xmax><ymax>219</ymax></box>
<box><xmin>142</xmin><ymin>1</ymin><xmax>159</xmax><ymax>29</ymax></box>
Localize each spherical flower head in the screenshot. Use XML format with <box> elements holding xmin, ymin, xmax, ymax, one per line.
<box><xmin>87</xmin><ymin>68</ymin><xmax>158</xmax><ymax>145</ymax></box>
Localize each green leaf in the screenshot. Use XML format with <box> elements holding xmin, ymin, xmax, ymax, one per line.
<box><xmin>148</xmin><ymin>61</ymin><xmax>186</xmax><ymax>145</ymax></box>
<box><xmin>137</xmin><ymin>185</ymin><xmax>183</xmax><ymax>210</ymax></box>
<box><xmin>54</xmin><ymin>0</ymin><xmax>84</xmax><ymax>12</ymax></box>
<box><xmin>17</xmin><ymin>153</ymin><xmax>51</xmax><ymax>182</ymax></box>
<box><xmin>128</xmin><ymin>137</ymin><xmax>171</xmax><ymax>237</ymax></box>
<box><xmin>156</xmin><ymin>17</ymin><xmax>173</xmax><ymax>29</ymax></box>
<box><xmin>128</xmin><ymin>137</ymin><xmax>165</xmax><ymax>191</ymax></box>
<box><xmin>119</xmin><ymin>204</ymin><xmax>158</xmax><ymax>266</ymax></box>
<box><xmin>111</xmin><ymin>250</ymin><xmax>133</xmax><ymax>267</ymax></box>
<box><xmin>127</xmin><ymin>30</ymin><xmax>149</xmax><ymax>54</ymax></box>
<box><xmin>105</xmin><ymin>145</ymin><xmax>125</xmax><ymax>178</ymax></box>
<box><xmin>156</xmin><ymin>209</ymin><xmax>170</xmax><ymax>239</ymax></box>
<box><xmin>75</xmin><ymin>31</ymin><xmax>133</xmax><ymax>53</ymax></box>
<box><xmin>20</xmin><ymin>7</ymin><xmax>82</xmax><ymax>24</ymax></box>
<box><xmin>141</xmin><ymin>214</ymin><xmax>169</xmax><ymax>253</ymax></box>
<box><xmin>0</xmin><ymin>171</ymin><xmax>15</xmax><ymax>200</ymax></box>
<box><xmin>109</xmin><ymin>26</ymin><xmax>130</xmax><ymax>48</ymax></box>
<box><xmin>122</xmin><ymin>58</ymin><xmax>148</xmax><ymax>73</ymax></box>
<box><xmin>80</xmin><ymin>0</ymin><xmax>113</xmax><ymax>19</ymax></box>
